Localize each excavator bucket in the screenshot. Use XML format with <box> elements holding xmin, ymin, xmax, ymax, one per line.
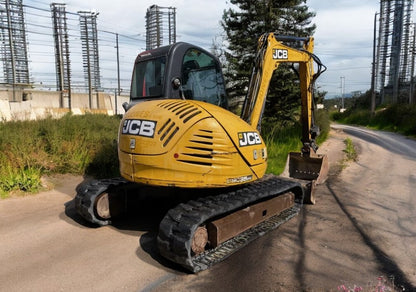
<box><xmin>288</xmin><ymin>152</ymin><xmax>328</xmax><ymax>183</ymax></box>
<box><xmin>287</xmin><ymin>152</ymin><xmax>329</xmax><ymax>204</ymax></box>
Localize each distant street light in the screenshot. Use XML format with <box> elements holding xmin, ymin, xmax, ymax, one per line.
<box><xmin>340</xmin><ymin>76</ymin><xmax>345</xmax><ymax>110</ymax></box>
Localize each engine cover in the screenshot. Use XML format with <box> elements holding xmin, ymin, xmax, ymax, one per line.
<box><xmin>118</xmin><ymin>99</ymin><xmax>267</xmax><ymax>187</ymax></box>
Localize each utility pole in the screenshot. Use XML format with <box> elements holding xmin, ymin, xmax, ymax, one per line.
<box><xmin>86</xmin><ymin>28</ymin><xmax>92</xmax><ymax>108</ymax></box>
<box><xmin>101</xmin><ymin>30</ymin><xmax>122</xmax><ymax>97</ymax></box>
<box><xmin>371</xmin><ymin>12</ymin><xmax>378</xmax><ymax>115</ymax></box>
<box><xmin>116</xmin><ymin>33</ymin><xmax>121</xmax><ymax>96</ymax></box>
<box><xmin>340</xmin><ymin>76</ymin><xmax>345</xmax><ymax>110</ymax></box>
<box><xmin>51</xmin><ymin>3</ymin><xmax>71</xmax><ymax>109</ymax></box>
<box><xmin>376</xmin><ymin>0</ymin><xmax>413</xmax><ymax>104</ymax></box>
<box><xmin>5</xmin><ymin>0</ymin><xmax>16</xmax><ymax>101</ymax></box>
<box><xmin>79</xmin><ymin>11</ymin><xmax>101</xmax><ymax>108</ymax></box>
<box><xmin>410</xmin><ymin>23</ymin><xmax>416</xmax><ymax>104</ymax></box>
<box><xmin>145</xmin><ymin>5</ymin><xmax>176</xmax><ymax>50</ymax></box>
<box><xmin>1</xmin><ymin>0</ymin><xmax>30</xmax><ymax>100</ymax></box>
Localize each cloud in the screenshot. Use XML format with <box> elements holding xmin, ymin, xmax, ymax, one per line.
<box><xmin>308</xmin><ymin>1</ymin><xmax>379</xmax><ymax>96</ymax></box>
<box><xmin>22</xmin><ymin>0</ymin><xmax>229</xmax><ymax>89</ymax></box>
<box><xmin>64</xmin><ymin>0</ymin><xmax>229</xmax><ymax>48</ymax></box>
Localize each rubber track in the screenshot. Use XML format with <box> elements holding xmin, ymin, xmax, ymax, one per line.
<box><xmin>74</xmin><ymin>177</ymin><xmax>130</xmax><ymax>226</ymax></box>
<box><xmin>157</xmin><ymin>176</ymin><xmax>304</xmax><ymax>273</ymax></box>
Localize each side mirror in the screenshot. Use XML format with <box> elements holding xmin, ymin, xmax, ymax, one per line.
<box><xmin>172</xmin><ymin>77</ymin><xmax>181</xmax><ymax>89</ymax></box>
<box><xmin>122</xmin><ymin>102</ymin><xmax>129</xmax><ymax>112</ymax></box>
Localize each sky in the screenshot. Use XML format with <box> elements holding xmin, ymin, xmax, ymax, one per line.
<box><xmin>22</xmin><ymin>0</ymin><xmax>401</xmax><ymax>97</ymax></box>
<box><xmin>308</xmin><ymin>0</ymin><xmax>380</xmax><ymax>97</ymax></box>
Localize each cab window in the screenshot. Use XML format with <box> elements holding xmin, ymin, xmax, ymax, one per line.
<box><xmin>131</xmin><ymin>56</ymin><xmax>166</xmax><ymax>99</ymax></box>
<box><xmin>181</xmin><ymin>49</ymin><xmax>227</xmax><ymax>108</ymax></box>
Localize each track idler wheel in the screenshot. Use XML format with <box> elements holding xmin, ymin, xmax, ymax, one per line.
<box><xmin>95</xmin><ymin>192</ymin><xmax>112</xmax><ymax>220</ymax></box>
<box><xmin>191</xmin><ymin>226</ymin><xmax>209</xmax><ymax>255</ymax></box>
<box><xmin>75</xmin><ymin>178</ymin><xmax>129</xmax><ymax>226</ymax></box>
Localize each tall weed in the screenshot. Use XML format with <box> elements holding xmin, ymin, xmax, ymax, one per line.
<box><xmin>0</xmin><ymin>165</ymin><xmax>41</xmax><ymax>197</ymax></box>
<box><xmin>0</xmin><ymin>114</ymin><xmax>121</xmax><ymax>198</ymax></box>
<box><xmin>263</xmin><ymin>125</ymin><xmax>303</xmax><ymax>174</ymax></box>
<box><xmin>263</xmin><ymin>109</ymin><xmax>330</xmax><ymax>174</ymax></box>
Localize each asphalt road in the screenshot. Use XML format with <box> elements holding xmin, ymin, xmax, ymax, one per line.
<box><xmin>332</xmin><ymin>124</ymin><xmax>416</xmax><ymax>160</ymax></box>
<box><xmin>1</xmin><ymin>125</ymin><xmax>415</xmax><ymax>291</ymax></box>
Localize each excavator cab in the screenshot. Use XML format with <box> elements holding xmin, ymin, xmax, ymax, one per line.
<box><xmin>127</xmin><ymin>42</ymin><xmax>228</xmax><ymax>110</ymax></box>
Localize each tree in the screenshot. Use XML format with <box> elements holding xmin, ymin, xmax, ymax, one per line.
<box><xmin>221</xmin><ymin>0</ymin><xmax>317</xmax><ymax>126</ymax></box>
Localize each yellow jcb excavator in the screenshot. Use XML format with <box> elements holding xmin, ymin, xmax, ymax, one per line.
<box><xmin>75</xmin><ymin>32</ymin><xmax>328</xmax><ymax>272</ymax></box>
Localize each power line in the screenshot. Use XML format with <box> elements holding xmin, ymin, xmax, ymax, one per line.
<box><xmin>0</xmin><ymin>1</ymin><xmax>142</xmax><ymax>96</ymax></box>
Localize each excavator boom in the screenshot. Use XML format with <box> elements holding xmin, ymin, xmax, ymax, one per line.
<box><xmin>242</xmin><ymin>33</ymin><xmax>323</xmax><ymax>148</ymax></box>
<box><xmin>241</xmin><ymin>33</ymin><xmax>328</xmax><ymax>202</ymax></box>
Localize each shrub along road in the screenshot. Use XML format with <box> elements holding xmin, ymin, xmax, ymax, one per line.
<box><xmin>0</xmin><ymin>125</ymin><xmax>415</xmax><ymax>291</ymax></box>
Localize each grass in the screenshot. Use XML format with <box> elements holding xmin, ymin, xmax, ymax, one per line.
<box><xmin>343</xmin><ymin>138</ymin><xmax>357</xmax><ymax>162</ymax></box>
<box><xmin>0</xmin><ymin>113</ymin><xmax>121</xmax><ymax>198</ymax></box>
<box><xmin>263</xmin><ymin>124</ymin><xmax>303</xmax><ymax>174</ymax></box>
<box><xmin>339</xmin><ymin>137</ymin><xmax>358</xmax><ymax>170</ymax></box>
<box><xmin>264</xmin><ymin>109</ymin><xmax>330</xmax><ymax>174</ymax></box>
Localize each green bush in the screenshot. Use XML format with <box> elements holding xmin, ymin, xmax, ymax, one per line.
<box><xmin>315</xmin><ymin>109</ymin><xmax>330</xmax><ymax>143</ymax></box>
<box><xmin>331</xmin><ymin>104</ymin><xmax>416</xmax><ymax>137</ymax></box>
<box><xmin>344</xmin><ymin>109</ymin><xmax>371</xmax><ymax>126</ymax></box>
<box><xmin>0</xmin><ymin>114</ymin><xmax>121</xmax><ymax>198</ymax></box>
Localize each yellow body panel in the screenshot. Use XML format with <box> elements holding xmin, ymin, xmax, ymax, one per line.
<box><xmin>118</xmin><ymin>99</ymin><xmax>267</xmax><ymax>188</ymax></box>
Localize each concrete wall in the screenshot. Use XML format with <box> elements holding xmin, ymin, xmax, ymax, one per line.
<box><xmin>0</xmin><ymin>89</ymin><xmax>129</xmax><ymax>121</ymax></box>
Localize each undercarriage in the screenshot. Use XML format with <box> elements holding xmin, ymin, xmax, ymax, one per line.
<box><xmin>75</xmin><ymin>175</ymin><xmax>303</xmax><ymax>272</ymax></box>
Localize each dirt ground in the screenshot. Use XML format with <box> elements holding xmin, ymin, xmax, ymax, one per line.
<box><xmin>1</xmin><ymin>127</ymin><xmax>415</xmax><ymax>292</ymax></box>
<box><xmin>146</xmin><ymin>127</ymin><xmax>416</xmax><ymax>292</ymax></box>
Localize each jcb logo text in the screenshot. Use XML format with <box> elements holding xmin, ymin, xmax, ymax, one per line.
<box><xmin>272</xmin><ymin>49</ymin><xmax>288</xmax><ymax>59</ymax></box>
<box><xmin>122</xmin><ymin>119</ymin><xmax>156</xmax><ymax>138</ymax></box>
<box><xmin>238</xmin><ymin>132</ymin><xmax>262</xmax><ymax>147</ymax></box>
